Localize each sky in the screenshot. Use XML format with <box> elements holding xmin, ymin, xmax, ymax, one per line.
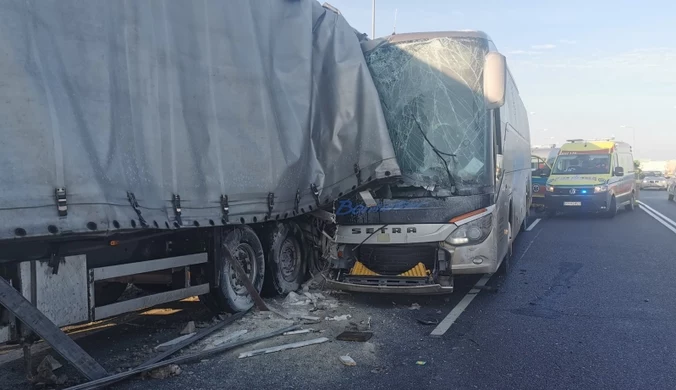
<box><xmin>326</xmin><ymin>0</ymin><xmax>676</xmax><ymax>160</ymax></box>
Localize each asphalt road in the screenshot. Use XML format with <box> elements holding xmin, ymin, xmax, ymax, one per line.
<box><xmin>2</xmin><ymin>193</ymin><xmax>676</xmax><ymax>390</ymax></box>
<box><xmin>639</xmin><ymin>188</ymin><xmax>676</xmax><ymax>223</ymax></box>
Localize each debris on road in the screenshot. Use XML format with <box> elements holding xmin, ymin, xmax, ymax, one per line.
<box><xmin>336</xmin><ymin>331</ymin><xmax>373</xmax><ymax>342</ymax></box>
<box><xmin>238</xmin><ymin>337</ymin><xmax>330</xmax><ymax>359</ymax></box>
<box><xmin>283</xmin><ymin>329</ymin><xmax>315</xmax><ymax>336</ymax></box>
<box><xmin>300</xmin><ymin>315</ymin><xmax>321</xmax><ymax>323</ymax></box>
<box><xmin>409</xmin><ymin>303</ymin><xmax>421</xmax><ymax>310</ymax></box>
<box><xmin>325</xmin><ymin>314</ymin><xmax>351</xmax><ymax>321</ymax></box>
<box><xmin>415</xmin><ymin>316</ymin><xmax>440</xmax><ymax>326</ymax></box>
<box><xmin>145</xmin><ymin>311</ymin><xmax>247</xmax><ymax>366</ymax></box>
<box><xmin>180</xmin><ymin>321</ymin><xmax>196</xmax><ymax>335</ymax></box>
<box><xmin>65</xmin><ymin>325</ymin><xmax>300</xmax><ymax>390</ymax></box>
<box><xmin>155</xmin><ymin>333</ymin><xmax>195</xmax><ymax>352</ymax></box>
<box><xmin>147</xmin><ymin>364</ymin><xmax>182</xmax><ymax>380</ymax></box>
<box><xmin>416</xmin><ymin>361</ymin><xmax>427</xmax><ymax>366</ymax></box>
<box><xmin>203</xmin><ymin>330</ymin><xmax>249</xmax><ymax>351</ymax></box>
<box><xmin>34</xmin><ymin>355</ymin><xmax>67</xmax><ymax>386</ymax></box>
<box><xmin>339</xmin><ymin>355</ymin><xmax>357</xmax><ymax>366</ymax></box>
<box><xmin>283</xmin><ymin>291</ymin><xmax>311</xmax><ymax>306</ymax></box>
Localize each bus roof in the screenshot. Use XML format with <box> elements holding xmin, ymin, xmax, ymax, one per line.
<box><xmin>386</xmin><ymin>31</ymin><xmax>491</xmax><ymax>44</ymax></box>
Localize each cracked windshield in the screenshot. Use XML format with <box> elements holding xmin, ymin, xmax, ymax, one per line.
<box><xmin>365</xmin><ymin>36</ymin><xmax>491</xmax><ymax>194</ymax></box>
<box><xmin>0</xmin><ymin>1</ymin><xmax>674</xmax><ymax>390</ymax></box>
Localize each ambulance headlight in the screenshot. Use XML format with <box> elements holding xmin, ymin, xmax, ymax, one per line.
<box><xmin>446</xmin><ymin>214</ymin><xmax>493</xmax><ymax>246</ymax></box>
<box><xmin>594</xmin><ymin>185</ymin><xmax>608</xmax><ymax>193</ymax></box>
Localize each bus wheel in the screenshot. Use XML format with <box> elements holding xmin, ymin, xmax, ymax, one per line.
<box><xmin>261</xmin><ymin>222</ymin><xmax>307</xmax><ymax>296</ymax></box>
<box><xmin>520</xmin><ymin>209</ymin><xmax>530</xmax><ymax>232</ymax></box>
<box><xmin>625</xmin><ymin>193</ymin><xmax>636</xmax><ymax>212</ymax></box>
<box><xmin>202</xmin><ymin>226</ymin><xmax>265</xmax><ymax>313</ymax></box>
<box><xmin>497</xmin><ymin>223</ymin><xmax>513</xmax><ymax>275</ymax></box>
<box><xmin>605</xmin><ymin>196</ymin><xmax>617</xmax><ymax>218</ymax></box>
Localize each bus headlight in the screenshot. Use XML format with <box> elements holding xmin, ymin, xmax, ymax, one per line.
<box><xmin>446</xmin><ymin>214</ymin><xmax>493</xmax><ymax>246</ymax></box>
<box><xmin>594</xmin><ymin>185</ymin><xmax>608</xmax><ymax>193</ymax></box>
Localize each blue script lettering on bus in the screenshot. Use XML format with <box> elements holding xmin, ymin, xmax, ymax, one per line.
<box><xmin>335</xmin><ymin>200</ymin><xmax>427</xmax><ymax>216</ymax></box>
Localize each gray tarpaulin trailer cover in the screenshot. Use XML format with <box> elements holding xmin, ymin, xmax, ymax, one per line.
<box><xmin>0</xmin><ymin>0</ymin><xmax>400</xmax><ymax>242</ymax></box>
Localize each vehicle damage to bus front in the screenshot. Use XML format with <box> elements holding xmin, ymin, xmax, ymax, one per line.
<box><xmin>327</xmin><ymin>32</ymin><xmax>505</xmax><ymax>294</ymax></box>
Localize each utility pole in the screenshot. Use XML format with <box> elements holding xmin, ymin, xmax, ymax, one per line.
<box><xmin>371</xmin><ymin>0</ymin><xmax>376</xmax><ymax>39</ymax></box>
<box><xmin>393</xmin><ymin>8</ymin><xmax>398</xmax><ymax>35</ymax></box>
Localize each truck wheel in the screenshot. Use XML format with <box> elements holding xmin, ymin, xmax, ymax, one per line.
<box><xmin>202</xmin><ymin>226</ymin><xmax>265</xmax><ymax>313</ymax></box>
<box><xmin>94</xmin><ymin>282</ymin><xmax>128</xmax><ymax>306</ymax></box>
<box><xmin>625</xmin><ymin>193</ymin><xmax>636</xmax><ymax>212</ymax></box>
<box><xmin>261</xmin><ymin>222</ymin><xmax>307</xmax><ymax>296</ymax></box>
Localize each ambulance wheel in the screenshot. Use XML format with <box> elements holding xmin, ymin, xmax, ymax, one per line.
<box><xmin>625</xmin><ymin>193</ymin><xmax>636</xmax><ymax>212</ymax></box>
<box><xmin>605</xmin><ymin>196</ymin><xmax>617</xmax><ymax>218</ymax></box>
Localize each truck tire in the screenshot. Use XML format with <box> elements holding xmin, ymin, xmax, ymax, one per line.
<box><xmin>202</xmin><ymin>226</ymin><xmax>265</xmax><ymax>313</ymax></box>
<box><xmin>261</xmin><ymin>222</ymin><xmax>307</xmax><ymax>296</ymax></box>
<box><xmin>94</xmin><ymin>282</ymin><xmax>128</xmax><ymax>306</ymax></box>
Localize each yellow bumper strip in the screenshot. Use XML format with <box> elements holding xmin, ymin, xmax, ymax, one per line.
<box><xmin>349</xmin><ymin>261</ymin><xmax>430</xmax><ymax>277</ymax></box>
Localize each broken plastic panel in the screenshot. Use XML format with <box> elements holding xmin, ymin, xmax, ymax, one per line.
<box><xmin>365</xmin><ymin>37</ymin><xmax>491</xmax><ymax>193</ymax></box>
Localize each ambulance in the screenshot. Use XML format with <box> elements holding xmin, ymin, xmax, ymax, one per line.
<box><xmin>543</xmin><ymin>139</ymin><xmax>636</xmax><ymax>217</ymax></box>
<box><xmin>531</xmin><ymin>145</ymin><xmax>559</xmax><ymax>210</ymax></box>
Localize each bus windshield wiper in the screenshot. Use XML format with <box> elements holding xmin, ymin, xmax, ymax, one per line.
<box><xmin>410</xmin><ymin>115</ymin><xmax>459</xmax><ymax>195</ymax></box>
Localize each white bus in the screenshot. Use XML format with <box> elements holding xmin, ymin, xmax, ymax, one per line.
<box><xmin>327</xmin><ymin>31</ymin><xmax>531</xmax><ymax>293</ymax></box>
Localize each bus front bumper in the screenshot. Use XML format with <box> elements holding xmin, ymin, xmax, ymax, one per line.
<box><xmin>325</xmin><ymin>279</ymin><xmax>454</xmax><ymax>295</ymax></box>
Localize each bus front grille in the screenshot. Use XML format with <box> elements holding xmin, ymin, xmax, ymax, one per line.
<box><xmin>356</xmin><ymin>245</ymin><xmax>437</xmax><ymax>276</ymax></box>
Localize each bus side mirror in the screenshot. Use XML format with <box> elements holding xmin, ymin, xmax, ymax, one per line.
<box><xmin>484</xmin><ymin>52</ymin><xmax>506</xmax><ymax>109</ymax></box>
<box><xmin>614</xmin><ymin>167</ymin><xmax>624</xmax><ymax>177</ymax></box>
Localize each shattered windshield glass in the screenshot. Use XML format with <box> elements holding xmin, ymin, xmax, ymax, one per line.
<box><xmin>365</xmin><ymin>36</ymin><xmax>491</xmax><ymax>194</ymax></box>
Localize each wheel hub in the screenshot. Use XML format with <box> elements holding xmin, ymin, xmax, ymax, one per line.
<box><xmin>279</xmin><ymin>237</ymin><xmax>300</xmax><ymax>282</ymax></box>
<box><xmin>229</xmin><ymin>243</ymin><xmax>256</xmax><ymax>296</ymax></box>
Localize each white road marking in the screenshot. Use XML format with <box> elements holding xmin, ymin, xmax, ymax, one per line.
<box><xmin>526</xmin><ymin>218</ymin><xmax>542</xmax><ymax>231</ymax></box>
<box><xmin>430</xmin><ymin>273</ymin><xmax>492</xmax><ymax>337</ymax></box>
<box><xmin>638</xmin><ymin>201</ymin><xmax>676</xmax><ymax>228</ymax></box>
<box><xmin>516</xmin><ymin>228</ymin><xmax>544</xmax><ymax>262</ymax></box>
<box><xmin>430</xmin><ymin>221</ymin><xmax>546</xmax><ymax>337</ymax></box>
<box><xmin>638</xmin><ymin>201</ymin><xmax>676</xmax><ymax>235</ymax></box>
